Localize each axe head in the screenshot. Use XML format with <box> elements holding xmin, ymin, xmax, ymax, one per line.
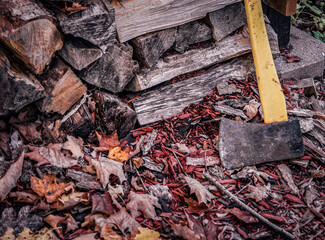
<box><xmin>219</xmin><ymin>118</ymin><xmax>304</xmax><ymax>169</ymax></box>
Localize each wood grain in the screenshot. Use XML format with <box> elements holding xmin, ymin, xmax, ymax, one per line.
<box><xmin>133</xmin><ymin>58</ymin><xmax>253</xmax><ymax>125</ymax></box>
<box><xmin>127</xmin><ymin>33</ymin><xmax>252</xmax><ymax>92</ymax></box>
<box><xmin>113</xmin><ymin>0</ymin><xmax>242</xmax><ymax>42</ymax></box>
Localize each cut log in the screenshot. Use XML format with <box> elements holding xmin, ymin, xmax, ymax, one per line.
<box><xmin>0</xmin><ymin>19</ymin><xmax>63</xmax><ymax>74</ymax></box>
<box><xmin>131</xmin><ymin>27</ymin><xmax>176</xmax><ymax>68</ymax></box>
<box><xmin>79</xmin><ymin>42</ymin><xmax>138</xmax><ymax>93</ymax></box>
<box><xmin>61</xmin><ymin>102</ymin><xmax>95</xmax><ymax>140</ymax></box>
<box><xmin>58</xmin><ymin>37</ymin><xmax>103</xmax><ymax>70</ymax></box>
<box><xmin>113</xmin><ymin>0</ymin><xmax>242</xmax><ymax>42</ymax></box>
<box><xmin>132</xmin><ymin>58</ymin><xmax>253</xmax><ymax>125</ymax></box>
<box><xmin>127</xmin><ymin>33</ymin><xmax>251</xmax><ymax>92</ymax></box>
<box><xmin>174</xmin><ymin>20</ymin><xmax>212</xmax><ymax>53</ymax></box>
<box><xmin>57</xmin><ymin>0</ymin><xmax>116</xmax><ymax>52</ymax></box>
<box><xmin>94</xmin><ymin>91</ymin><xmax>137</xmax><ymax>138</ymax></box>
<box><xmin>38</xmin><ymin>58</ymin><xmax>87</xmax><ymax>115</ymax></box>
<box><xmin>206</xmin><ymin>2</ymin><xmax>246</xmax><ymax>42</ymax></box>
<box><xmin>0</xmin><ymin>50</ymin><xmax>45</xmax><ymax>116</ymax></box>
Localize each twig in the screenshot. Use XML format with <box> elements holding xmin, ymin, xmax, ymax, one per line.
<box><xmin>172</xmin><ymin>151</ymin><xmax>188</xmax><ymax>176</ymax></box>
<box><xmin>204</xmin><ymin>171</ymin><xmax>296</xmax><ymax>239</ymax></box>
<box><xmin>132</xmin><ymin>161</ymin><xmax>149</xmax><ymax>193</ymax></box>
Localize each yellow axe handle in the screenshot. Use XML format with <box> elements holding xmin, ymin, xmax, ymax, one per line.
<box><xmin>244</xmin><ymin>0</ymin><xmax>288</xmax><ymax>123</ymax></box>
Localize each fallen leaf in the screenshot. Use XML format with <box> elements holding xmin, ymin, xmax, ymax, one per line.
<box><xmin>101</xmin><ymin>224</ymin><xmax>123</xmax><ymax>240</ymax></box>
<box><xmin>54</xmin><ymin>192</ymin><xmax>88</xmax><ymax>211</ymax></box>
<box><xmin>284</xmin><ymin>55</ymin><xmax>301</xmax><ymax>63</ymax></box>
<box><xmin>8</xmin><ymin>191</ymin><xmax>50</xmax><ymax>210</ymax></box>
<box><xmin>132</xmin><ymin>157</ymin><xmax>143</xmax><ymax>168</ymax></box>
<box><xmin>108</xmin><ymin>147</ymin><xmax>129</xmax><ymax>163</ymax></box>
<box><xmin>244</xmin><ymin>184</ymin><xmax>270</xmax><ymax>202</ymax></box>
<box><xmin>73</xmin><ymin>233</ymin><xmax>97</xmax><ymax>240</ymax></box>
<box><xmin>31</xmin><ymin>174</ymin><xmax>73</xmax><ymax>203</ymax></box>
<box><xmin>65</xmin><ymin>214</ymin><xmax>79</xmax><ymax>233</ymax></box>
<box><xmin>96</xmin><ymin>131</ymin><xmax>120</xmax><ymax>150</ymax></box>
<box><xmin>126</xmin><ymin>191</ymin><xmax>161</xmax><ymax>219</ymax></box>
<box><xmin>134</xmin><ymin>227</ymin><xmax>160</xmax><ymax>240</ymax></box>
<box><xmin>82</xmin><ymin>213</ymin><xmax>107</xmax><ymax>231</ymax></box>
<box><xmin>304</xmin><ymin>184</ymin><xmax>318</xmax><ymax>207</ymax></box>
<box><xmin>233</xmin><ymin>166</ymin><xmax>274</xmax><ymax>183</ymax></box>
<box><xmin>277</xmin><ymin>164</ymin><xmax>299</xmax><ymax>195</ymax></box>
<box><xmin>2</xmin><ymin>227</ymin><xmax>54</xmax><ymax>240</ymax></box>
<box><xmin>226</xmin><ymin>207</ymin><xmax>258</xmax><ymax>223</ymax></box>
<box><xmin>106</xmin><ymin>208</ymin><xmax>140</xmax><ymax>237</ymax></box>
<box><xmin>184</xmin><ymin>198</ymin><xmax>210</xmax><ymax>215</ymax></box>
<box><xmin>171</xmin><ymin>223</ymin><xmax>202</xmax><ymax>240</ymax></box>
<box><xmin>131</xmin><ymin>176</ymin><xmax>145</xmax><ymax>192</ymax></box>
<box><xmin>0</xmin><ymin>151</ymin><xmax>24</xmax><ymax>200</ymax></box>
<box><xmin>90</xmin><ymin>156</ymin><xmax>126</xmax><ymax>187</ymax></box>
<box><xmin>14</xmin><ymin>123</ymin><xmax>42</xmax><ymax>143</ymax></box>
<box><xmin>63</xmin><ymin>135</ymin><xmax>84</xmax><ymax>159</ymax></box>
<box><xmin>243</xmin><ymin>99</ymin><xmax>260</xmax><ymax>120</ymax></box>
<box><xmin>310</xmin><ymin>169</ymin><xmax>325</xmax><ymax>178</ymax></box>
<box><xmin>184</xmin><ymin>176</ymin><xmax>215</xmax><ymax>204</ymax></box>
<box><xmin>44</xmin><ymin>214</ymin><xmax>66</xmax><ymax>238</ymax></box>
<box><xmin>91</xmin><ymin>192</ymin><xmax>118</xmax><ymax>215</ymax></box>
<box><xmin>139</xmin><ymin>130</ymin><xmax>158</xmax><ymax>155</ymax></box>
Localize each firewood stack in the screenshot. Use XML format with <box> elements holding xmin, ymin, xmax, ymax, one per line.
<box><xmin>0</xmin><ymin>0</ymin><xmax>324</xmax><ymax>139</ymax></box>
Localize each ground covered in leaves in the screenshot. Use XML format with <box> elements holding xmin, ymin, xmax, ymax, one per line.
<box><xmin>0</xmin><ymin>73</ymin><xmax>325</xmax><ymax>240</ymax></box>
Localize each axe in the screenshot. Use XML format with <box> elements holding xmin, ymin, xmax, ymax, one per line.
<box><xmin>218</xmin><ymin>0</ymin><xmax>304</xmax><ymax>169</ymax></box>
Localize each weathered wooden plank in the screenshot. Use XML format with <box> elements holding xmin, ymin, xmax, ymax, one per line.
<box><xmin>127</xmin><ymin>33</ymin><xmax>251</xmax><ymax>92</ymax></box>
<box><xmin>78</xmin><ymin>42</ymin><xmax>139</xmax><ymax>93</ymax></box>
<box><xmin>131</xmin><ymin>27</ymin><xmax>176</xmax><ymax>68</ymax></box>
<box><xmin>113</xmin><ymin>0</ymin><xmax>242</xmax><ymax>42</ymax></box>
<box><xmin>174</xmin><ymin>20</ymin><xmax>212</xmax><ymax>53</ymax></box>
<box><xmin>57</xmin><ymin>0</ymin><xmax>116</xmax><ymax>52</ymax></box>
<box><xmin>133</xmin><ymin>58</ymin><xmax>253</xmax><ymax>125</ymax></box>
<box><xmin>206</xmin><ymin>2</ymin><xmax>246</xmax><ymax>42</ymax></box>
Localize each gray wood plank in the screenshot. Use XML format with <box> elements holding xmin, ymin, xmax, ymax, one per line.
<box><xmin>127</xmin><ymin>33</ymin><xmax>251</xmax><ymax>92</ymax></box>
<box><xmin>113</xmin><ymin>0</ymin><xmax>242</xmax><ymax>42</ymax></box>
<box><xmin>133</xmin><ymin>58</ymin><xmax>253</xmax><ymax>125</ymax></box>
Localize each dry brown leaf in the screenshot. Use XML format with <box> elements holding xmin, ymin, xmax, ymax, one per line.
<box><xmin>14</xmin><ymin>123</ymin><xmax>42</xmax><ymax>143</ymax></box>
<box><xmin>90</xmin><ymin>156</ymin><xmax>126</xmax><ymax>187</ymax></box>
<box><xmin>132</xmin><ymin>157</ymin><xmax>143</xmax><ymax>168</ymax></box>
<box><xmin>96</xmin><ymin>131</ymin><xmax>120</xmax><ymax>151</ymax></box>
<box><xmin>184</xmin><ymin>198</ymin><xmax>210</xmax><ymax>215</ymax></box>
<box><xmin>106</xmin><ymin>208</ymin><xmax>140</xmax><ymax>237</ymax></box>
<box><xmin>244</xmin><ymin>184</ymin><xmax>270</xmax><ymax>202</ymax></box>
<box><xmin>65</xmin><ymin>214</ymin><xmax>78</xmax><ymax>233</ymax></box>
<box><xmin>108</xmin><ymin>147</ymin><xmax>129</xmax><ymax>163</ymax></box>
<box><xmin>277</xmin><ymin>164</ymin><xmax>299</xmax><ymax>195</ymax></box>
<box><xmin>8</xmin><ymin>191</ymin><xmax>51</xmax><ymax>210</ymax></box>
<box><xmin>31</xmin><ymin>175</ymin><xmax>73</xmax><ymax>203</ymax></box>
<box><xmin>63</xmin><ymin>135</ymin><xmax>84</xmax><ymax>159</ymax></box>
<box><xmin>82</xmin><ymin>213</ymin><xmax>107</xmax><ymax>231</ymax></box>
<box><xmin>73</xmin><ymin>233</ymin><xmax>97</xmax><ymax>240</ymax></box>
<box><xmin>25</xmin><ymin>146</ymin><xmax>49</xmax><ymax>166</ymax></box>
<box><xmin>1</xmin><ymin>227</ymin><xmax>54</xmax><ymax>240</ymax></box>
<box><xmin>0</xmin><ymin>151</ymin><xmax>24</xmax><ymax>200</ymax></box>
<box><xmin>44</xmin><ymin>214</ymin><xmax>66</xmax><ymax>238</ymax></box>
<box><xmin>54</xmin><ymin>192</ymin><xmax>88</xmax><ymax>211</ymax></box>
<box><xmin>131</xmin><ymin>176</ymin><xmax>145</xmax><ymax>192</ymax></box>
<box><xmin>226</xmin><ymin>207</ymin><xmax>259</xmax><ymax>223</ymax></box>
<box><xmin>101</xmin><ymin>224</ymin><xmax>123</xmax><ymax>240</ymax></box>
<box><xmin>134</xmin><ymin>227</ymin><xmax>160</xmax><ymax>240</ymax></box>
<box><xmin>310</xmin><ymin>169</ymin><xmax>325</xmax><ymax>178</ymax></box>
<box><xmin>243</xmin><ymin>99</ymin><xmax>260</xmax><ymax>120</ymax></box>
<box><xmin>126</xmin><ymin>191</ymin><xmax>161</xmax><ymax>219</ymax></box>
<box><xmin>184</xmin><ymin>176</ymin><xmax>215</xmax><ymax>204</ymax></box>
<box><xmin>91</xmin><ymin>192</ymin><xmax>118</xmax><ymax>216</ymax></box>
<box><xmin>171</xmin><ymin>223</ymin><xmax>202</xmax><ymax>240</ymax></box>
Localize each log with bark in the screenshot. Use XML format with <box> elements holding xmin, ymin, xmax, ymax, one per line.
<box><xmin>113</xmin><ymin>0</ymin><xmax>242</xmax><ymax>42</ymax></box>
<box><xmin>38</xmin><ymin>58</ymin><xmax>87</xmax><ymax>115</ymax></box>
<box><xmin>57</xmin><ymin>0</ymin><xmax>116</xmax><ymax>52</ymax></box>
<box><xmin>132</xmin><ymin>57</ymin><xmax>253</xmax><ymax>125</ymax></box>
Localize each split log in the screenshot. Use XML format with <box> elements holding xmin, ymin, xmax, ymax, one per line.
<box><xmin>79</xmin><ymin>42</ymin><xmax>138</xmax><ymax>93</ymax></box>
<box><xmin>61</xmin><ymin>102</ymin><xmax>95</xmax><ymax>140</ymax></box>
<box><xmin>58</xmin><ymin>37</ymin><xmax>103</xmax><ymax>71</ymax></box>
<box><xmin>131</xmin><ymin>28</ymin><xmax>176</xmax><ymax>68</ymax></box>
<box><xmin>132</xmin><ymin>58</ymin><xmax>253</xmax><ymax>125</ymax></box>
<box><xmin>57</xmin><ymin>0</ymin><xmax>116</xmax><ymax>52</ymax></box>
<box><xmin>113</xmin><ymin>0</ymin><xmax>242</xmax><ymax>42</ymax></box>
<box><xmin>94</xmin><ymin>91</ymin><xmax>137</xmax><ymax>138</ymax></box>
<box><xmin>127</xmin><ymin>33</ymin><xmax>251</xmax><ymax>92</ymax></box>
<box><xmin>174</xmin><ymin>20</ymin><xmax>212</xmax><ymax>53</ymax></box>
<box><xmin>0</xmin><ymin>19</ymin><xmax>63</xmax><ymax>74</ymax></box>
<box><xmin>0</xmin><ymin>49</ymin><xmax>45</xmax><ymax>117</ymax></box>
<box><xmin>38</xmin><ymin>58</ymin><xmax>87</xmax><ymax>115</ymax></box>
<box><xmin>206</xmin><ymin>2</ymin><xmax>246</xmax><ymax>42</ymax></box>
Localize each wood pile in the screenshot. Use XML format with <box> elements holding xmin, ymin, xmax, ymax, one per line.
<box><xmin>0</xmin><ymin>0</ymin><xmax>325</xmax><ymax>239</ymax></box>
